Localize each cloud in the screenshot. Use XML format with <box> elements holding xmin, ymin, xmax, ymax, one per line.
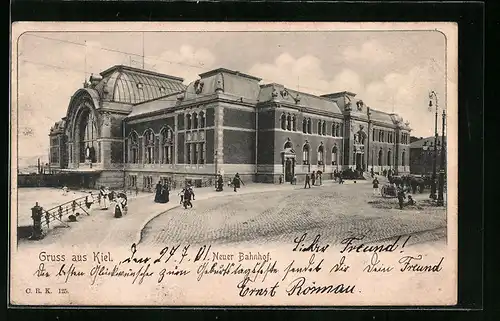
<box><xmin>249</xmin><ymin>52</ymin><xmax>446</xmax><ymax>137</ymax></box>
<box><xmin>146</xmin><ymin>45</ymin><xmax>216</xmax><ymax>83</ymax></box>
<box><xmin>342</xmin><ymin>40</ymin><xmax>395</xmax><ymax>65</ymax></box>
<box><xmin>248</xmin><ymin>53</ymin><xmax>363</xmax><ymax>95</ymax></box>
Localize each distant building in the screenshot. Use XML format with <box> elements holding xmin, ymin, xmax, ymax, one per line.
<box><xmin>48</xmin><ymin>65</ymin><xmax>412</xmax><ymax>189</ymax></box>
<box><xmin>410</xmin><ymin>136</ymin><xmax>446</xmax><ymax>175</ymax></box>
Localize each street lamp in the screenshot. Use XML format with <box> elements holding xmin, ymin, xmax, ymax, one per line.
<box><xmin>422</xmin><ymin>141</ymin><xmax>428</xmax><ymax>175</ymax></box>
<box><xmin>437</xmin><ymin>109</ymin><xmax>446</xmax><ymax>206</ymax></box>
<box><xmin>428</xmin><ymin>91</ymin><xmax>439</xmax><ymax>200</ymax></box>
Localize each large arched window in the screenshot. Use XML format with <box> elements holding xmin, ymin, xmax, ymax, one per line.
<box><xmin>78</xmin><ymin>109</ymin><xmax>98</xmax><ymax>163</ymax></box>
<box><xmin>317</xmin><ymin>144</ymin><xmax>324</xmax><ymax>165</ymax></box>
<box><xmin>322</xmin><ymin>121</ymin><xmax>326</xmax><ymax>136</ymax></box>
<box><xmin>144</xmin><ymin>129</ymin><xmax>155</xmax><ymax>164</ymax></box>
<box><xmin>387</xmin><ymin>149</ymin><xmax>392</xmax><ymax>166</ymax></box>
<box><xmin>402</xmin><ymin>150</ymin><xmax>406</xmax><ymax>167</ymax></box>
<box><xmin>160</xmin><ymin>127</ymin><xmax>174</xmax><ymax>164</ymax></box>
<box><xmin>317</xmin><ymin>120</ymin><xmax>321</xmax><ymax>135</ymax></box>
<box><xmin>378</xmin><ymin>149</ymin><xmax>383</xmax><ymax>166</ymax></box>
<box><xmin>128</xmin><ymin>131</ymin><xmax>139</xmax><ymax>164</ymax></box>
<box><xmin>331</xmin><ymin>145</ymin><xmax>338</xmax><ymax>165</ymax></box>
<box><xmin>186</xmin><ymin>114</ymin><xmax>192</xmax><ymax>130</ymax></box>
<box><xmin>292</xmin><ymin>115</ymin><xmax>296</xmax><ymax>131</ymax></box>
<box><xmin>302</xmin><ymin>143</ymin><xmax>310</xmax><ymax>165</ymax></box>
<box><xmin>302</xmin><ymin>119</ymin><xmax>307</xmax><ymax>133</ymax></box>
<box><xmin>307</xmin><ymin>118</ymin><xmax>312</xmax><ymax>134</ymax></box>
<box><xmin>281</xmin><ymin>114</ymin><xmax>287</xmax><ymax>130</ymax></box>
<box><xmin>286</xmin><ymin>114</ymin><xmax>292</xmax><ymax>131</ymax></box>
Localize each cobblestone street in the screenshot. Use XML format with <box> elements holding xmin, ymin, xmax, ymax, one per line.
<box><xmin>17</xmin><ymin>177</ymin><xmax>447</xmax><ymax>249</ymax></box>
<box><xmin>140</xmin><ymin>178</ymin><xmax>447</xmax><ymax>247</ymax></box>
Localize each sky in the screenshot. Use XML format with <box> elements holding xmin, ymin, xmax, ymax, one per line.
<box><xmin>14</xmin><ymin>30</ymin><xmax>449</xmax><ymax>163</ymax></box>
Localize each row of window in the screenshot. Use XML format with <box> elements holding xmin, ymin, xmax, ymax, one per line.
<box><xmin>126</xmin><ymin>128</ymin><xmax>206</xmax><ymax>165</ymax></box>
<box><xmin>185</xmin><ymin>112</ymin><xmax>206</xmax><ymax>130</ymax></box>
<box><xmin>376</xmin><ymin>149</ymin><xmax>407</xmax><ymax>167</ymax></box>
<box><xmin>279</xmin><ymin>114</ymin><xmax>343</xmax><ymax>137</ymax></box>
<box><xmin>185</xmin><ymin>142</ymin><xmax>206</xmax><ymax>165</ymax></box>
<box><xmin>372</xmin><ymin>128</ymin><xmax>395</xmax><ymax>143</ymax></box>
<box><xmin>298</xmin><ymin>142</ymin><xmax>340</xmax><ymax>166</ymax></box>
<box><xmin>126</xmin><ymin>127</ymin><xmax>175</xmax><ymax>164</ymax></box>
<box><xmin>401</xmin><ymin>133</ymin><xmax>410</xmax><ymax>145</ymax></box>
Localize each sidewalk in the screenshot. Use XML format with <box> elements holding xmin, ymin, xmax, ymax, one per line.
<box><xmin>20</xmin><ymin>180</ymin><xmax>347</xmax><ymax>247</ymax></box>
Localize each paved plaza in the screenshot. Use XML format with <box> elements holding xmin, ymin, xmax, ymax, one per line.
<box><xmin>16</xmin><ymin>176</ymin><xmax>447</xmax><ymax>249</ymax></box>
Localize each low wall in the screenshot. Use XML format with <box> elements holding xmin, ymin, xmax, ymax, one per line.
<box><xmin>17</xmin><ymin>174</ymin><xmax>65</xmax><ymax>188</ymax></box>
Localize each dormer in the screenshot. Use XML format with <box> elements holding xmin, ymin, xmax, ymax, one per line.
<box><xmin>320</xmin><ymin>91</ymin><xmax>357</xmax><ymax>112</ymax></box>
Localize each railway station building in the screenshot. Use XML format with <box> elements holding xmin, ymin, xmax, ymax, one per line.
<box><xmin>48</xmin><ymin>65</ymin><xmax>412</xmax><ymax>190</ymax></box>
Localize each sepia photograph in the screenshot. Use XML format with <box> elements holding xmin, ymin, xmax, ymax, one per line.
<box><xmin>10</xmin><ymin>22</ymin><xmax>458</xmax><ymax>306</ymax></box>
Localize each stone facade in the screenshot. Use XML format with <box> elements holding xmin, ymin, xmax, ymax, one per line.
<box><xmin>48</xmin><ymin>65</ymin><xmax>412</xmax><ymax>190</ymax></box>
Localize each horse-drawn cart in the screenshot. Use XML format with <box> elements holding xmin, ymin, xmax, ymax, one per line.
<box><xmin>381</xmin><ymin>184</ymin><xmax>398</xmax><ymax>198</ymax></box>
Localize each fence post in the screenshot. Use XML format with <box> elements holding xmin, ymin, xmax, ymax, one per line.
<box><xmin>30</xmin><ymin>202</ymin><xmax>43</xmax><ymax>240</ymax></box>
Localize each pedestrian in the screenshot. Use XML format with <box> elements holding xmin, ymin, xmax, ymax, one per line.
<box><xmin>183</xmin><ymin>186</ymin><xmax>194</xmax><ymax>209</ymax></box>
<box><xmin>99</xmin><ymin>186</ymin><xmax>109</xmax><ymax>210</ymax></box>
<box><xmin>304</xmin><ymin>173</ymin><xmax>311</xmax><ymax>189</ymax></box>
<box><xmin>397</xmin><ymin>188</ymin><xmax>406</xmax><ymax>210</ymax></box>
<box><xmin>333</xmin><ymin>169</ymin><xmax>338</xmax><ymax>182</ymax></box>
<box><xmin>317</xmin><ymin>170</ymin><xmax>323</xmax><ymax>185</ymax></box>
<box><xmin>372</xmin><ymin>177</ymin><xmax>379</xmax><ymax>195</ymax></box>
<box><xmin>58</xmin><ymin>206</ymin><xmax>63</xmax><ymax>221</ymax></box>
<box><xmin>370</xmin><ymin>167</ymin><xmax>374</xmax><ymax>178</ymax></box>
<box><xmin>154</xmin><ymin>181</ymin><xmax>162</xmax><ymax>203</ymax></box>
<box><xmin>161</xmin><ymin>183</ymin><xmax>170</xmax><ymax>203</ymax></box>
<box><xmin>178</xmin><ymin>188</ymin><xmax>185</xmax><ymax>204</ymax></box>
<box><xmin>411</xmin><ymin>179</ymin><xmax>418</xmax><ymax>194</ymax></box>
<box><xmin>407</xmin><ymin>195</ymin><xmax>416</xmax><ymax>206</ymax></box>
<box><xmin>232</xmin><ymin>173</ymin><xmax>244</xmax><ymax>192</ymax></box>
<box><xmin>62</xmin><ymin>186</ymin><xmax>68</xmax><ymax>196</ymax></box>
<box><xmin>85</xmin><ymin>192</ymin><xmax>94</xmax><ymax>209</ymax></box>
<box><xmin>311</xmin><ymin>171</ymin><xmax>316</xmax><ymax>186</ymax></box>
<box><xmin>216</xmin><ymin>175</ymin><xmax>224</xmax><ymax>192</ymax></box>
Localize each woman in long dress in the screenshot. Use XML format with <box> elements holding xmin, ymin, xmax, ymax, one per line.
<box><xmin>154</xmin><ymin>181</ymin><xmax>162</xmax><ymax>203</ymax></box>
<box><xmin>114</xmin><ymin>194</ymin><xmax>126</xmax><ymax>218</ymax></box>
<box><xmin>158</xmin><ymin>183</ymin><xmax>169</xmax><ymax>203</ymax></box>
<box><xmin>99</xmin><ymin>186</ymin><xmax>109</xmax><ymax>210</ymax></box>
<box><xmin>163</xmin><ymin>183</ymin><xmax>170</xmax><ymax>203</ymax></box>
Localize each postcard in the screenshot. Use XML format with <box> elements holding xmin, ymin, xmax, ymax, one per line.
<box><xmin>10</xmin><ymin>22</ymin><xmax>458</xmax><ymax>306</ymax></box>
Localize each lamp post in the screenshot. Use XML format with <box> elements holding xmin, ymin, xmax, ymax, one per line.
<box><xmin>428</xmin><ymin>91</ymin><xmax>439</xmax><ymax>200</ymax></box>
<box><xmin>437</xmin><ymin>109</ymin><xmax>446</xmax><ymax>206</ymax></box>
<box><xmin>422</xmin><ymin>141</ymin><xmax>428</xmax><ymax>175</ymax></box>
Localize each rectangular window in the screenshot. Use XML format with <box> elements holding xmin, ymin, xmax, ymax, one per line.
<box><xmin>186</xmin><ymin>144</ymin><xmax>192</xmax><ymax>164</ymax></box>
<box><xmin>128</xmin><ymin>175</ymin><xmax>137</xmax><ymax>187</ymax></box>
<box><xmin>200</xmin><ymin>142</ymin><xmax>205</xmax><ymax>164</ymax></box>
<box><xmin>194</xmin><ymin>143</ymin><xmax>199</xmax><ymax>165</ymax></box>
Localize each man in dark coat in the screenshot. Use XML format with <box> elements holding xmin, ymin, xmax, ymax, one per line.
<box><xmin>397</xmin><ymin>188</ymin><xmax>406</xmax><ymax>210</ymax></box>
<box><xmin>311</xmin><ymin>171</ymin><xmax>316</xmax><ymax>186</ymax></box>
<box><xmin>216</xmin><ymin>175</ymin><xmax>224</xmax><ymax>191</ymax></box>
<box><xmin>232</xmin><ymin>173</ymin><xmax>244</xmax><ymax>192</ymax></box>
<box><xmin>304</xmin><ymin>173</ymin><xmax>311</xmax><ymax>189</ymax></box>
<box><xmin>183</xmin><ymin>186</ymin><xmax>194</xmax><ymax>209</ymax></box>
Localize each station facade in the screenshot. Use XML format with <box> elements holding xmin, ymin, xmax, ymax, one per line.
<box><xmin>48</xmin><ymin>65</ymin><xmax>411</xmax><ymax>190</ymax></box>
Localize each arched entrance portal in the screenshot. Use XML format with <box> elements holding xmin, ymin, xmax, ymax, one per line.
<box><xmin>73</xmin><ymin>106</ymin><xmax>100</xmax><ymax>167</ymax></box>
